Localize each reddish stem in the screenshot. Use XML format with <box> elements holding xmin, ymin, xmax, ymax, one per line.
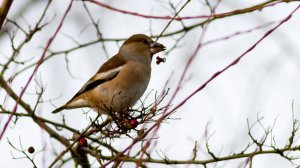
<box><xmin>101</xmin><ymin>3</ymin><xmax>300</xmax><ymax>167</ymax></box>
<box><xmin>168</xmin><ymin>4</ymin><xmax>299</xmax><ymax>116</ymax></box>
<box><xmin>0</xmin><ymin>0</ymin><xmax>74</xmax><ymax>140</ymax></box>
<box><xmin>87</xmin><ymin>0</ymin><xmax>283</xmax><ymax>21</ymax></box>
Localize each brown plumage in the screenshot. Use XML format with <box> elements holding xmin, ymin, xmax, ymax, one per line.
<box><xmin>52</xmin><ymin>34</ymin><xmax>166</xmax><ymax>114</ymax></box>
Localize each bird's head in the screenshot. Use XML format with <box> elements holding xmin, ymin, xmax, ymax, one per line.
<box><xmin>120</xmin><ymin>34</ymin><xmax>166</xmax><ymax>62</ymax></box>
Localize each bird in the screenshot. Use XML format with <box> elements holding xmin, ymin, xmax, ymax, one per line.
<box><xmin>52</xmin><ymin>34</ymin><xmax>166</xmax><ymax>115</ymax></box>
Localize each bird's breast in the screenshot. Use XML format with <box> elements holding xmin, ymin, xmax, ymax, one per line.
<box><xmin>91</xmin><ymin>61</ymin><xmax>151</xmax><ymax>112</ymax></box>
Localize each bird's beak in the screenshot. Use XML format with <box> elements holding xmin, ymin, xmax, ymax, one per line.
<box><xmin>150</xmin><ymin>41</ymin><xmax>166</xmax><ymax>55</ymax></box>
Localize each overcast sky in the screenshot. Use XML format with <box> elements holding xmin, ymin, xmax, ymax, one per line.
<box><xmin>1</xmin><ymin>0</ymin><xmax>300</xmax><ymax>167</ymax></box>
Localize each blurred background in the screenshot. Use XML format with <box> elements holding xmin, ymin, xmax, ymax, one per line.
<box><xmin>0</xmin><ymin>0</ymin><xmax>300</xmax><ymax>167</ymax></box>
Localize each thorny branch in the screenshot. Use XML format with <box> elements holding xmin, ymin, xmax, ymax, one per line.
<box><xmin>11</xmin><ymin>0</ymin><xmax>299</xmax><ymax>77</ymax></box>
<box><xmin>1</xmin><ymin>0</ymin><xmax>300</xmax><ymax>167</ymax></box>
<box><xmin>0</xmin><ymin>0</ymin><xmax>72</xmax><ymax>140</ymax></box>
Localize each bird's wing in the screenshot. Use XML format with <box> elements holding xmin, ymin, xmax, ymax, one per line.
<box><xmin>52</xmin><ymin>68</ymin><xmax>122</xmax><ymax>114</ymax></box>
<box><xmin>71</xmin><ymin>65</ymin><xmax>124</xmax><ymax>99</ymax></box>
<box><xmin>69</xmin><ymin>55</ymin><xmax>126</xmax><ymax>100</ymax></box>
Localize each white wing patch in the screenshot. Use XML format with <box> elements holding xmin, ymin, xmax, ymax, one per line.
<box><xmin>67</xmin><ymin>98</ymin><xmax>90</xmax><ymax>108</ymax></box>
<box><xmin>70</xmin><ymin>65</ymin><xmax>124</xmax><ymax>99</ymax></box>
<box><xmin>94</xmin><ymin>65</ymin><xmax>124</xmax><ymax>81</ymax></box>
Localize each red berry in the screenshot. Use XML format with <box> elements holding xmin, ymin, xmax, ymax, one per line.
<box><xmin>79</xmin><ymin>138</ymin><xmax>87</xmax><ymax>147</ymax></box>
<box><xmin>129</xmin><ymin>119</ymin><xmax>138</xmax><ymax>128</ymax></box>
<box><xmin>156</xmin><ymin>56</ymin><xmax>166</xmax><ymax>65</ymax></box>
<box><xmin>28</xmin><ymin>146</ymin><xmax>35</xmax><ymax>153</ymax></box>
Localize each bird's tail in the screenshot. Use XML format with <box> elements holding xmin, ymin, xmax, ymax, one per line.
<box><xmin>51</xmin><ymin>98</ymin><xmax>90</xmax><ymax>114</ymax></box>
<box><xmin>51</xmin><ymin>106</ymin><xmax>66</xmax><ymax>113</ymax></box>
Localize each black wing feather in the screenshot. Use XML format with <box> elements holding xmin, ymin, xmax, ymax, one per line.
<box><xmin>72</xmin><ymin>71</ymin><xmax>119</xmax><ymax>99</ymax></box>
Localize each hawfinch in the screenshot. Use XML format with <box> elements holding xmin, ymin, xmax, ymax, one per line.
<box><xmin>52</xmin><ymin>34</ymin><xmax>166</xmax><ymax>114</ymax></box>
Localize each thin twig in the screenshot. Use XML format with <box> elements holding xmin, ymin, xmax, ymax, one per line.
<box><xmin>155</xmin><ymin>0</ymin><xmax>191</xmax><ymax>41</ymax></box>
<box><xmin>48</xmin><ymin>114</ymin><xmax>101</xmax><ymax>167</ymax></box>
<box><xmin>0</xmin><ymin>0</ymin><xmax>73</xmax><ymax>140</ymax></box>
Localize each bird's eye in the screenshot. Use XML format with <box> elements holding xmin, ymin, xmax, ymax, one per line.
<box><xmin>141</xmin><ymin>39</ymin><xmax>149</xmax><ymax>45</ymax></box>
